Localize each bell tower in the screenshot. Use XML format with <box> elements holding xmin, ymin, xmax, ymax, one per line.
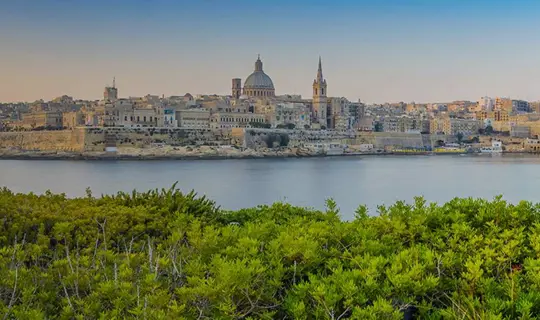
<box><xmin>232</xmin><ymin>78</ymin><xmax>242</xmax><ymax>99</ymax></box>
<box><xmin>312</xmin><ymin>57</ymin><xmax>327</xmax><ymax>127</ymax></box>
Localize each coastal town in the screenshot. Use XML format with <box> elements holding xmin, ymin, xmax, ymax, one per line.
<box><xmin>1</xmin><ymin>55</ymin><xmax>540</xmax><ymax>158</ymax></box>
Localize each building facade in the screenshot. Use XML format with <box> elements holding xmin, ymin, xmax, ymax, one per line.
<box><xmin>210</xmin><ymin>112</ymin><xmax>266</xmax><ymax>129</ymax></box>
<box><xmin>63</xmin><ymin>111</ymin><xmax>85</xmax><ymax>129</ymax></box>
<box><xmin>104</xmin><ymin>78</ymin><xmax>118</xmax><ymax>102</ymax></box>
<box><xmin>20</xmin><ymin>111</ymin><xmax>63</xmax><ymax>129</ymax></box>
<box><xmin>177</xmin><ymin>109</ymin><xmax>210</xmax><ymax>129</ymax></box>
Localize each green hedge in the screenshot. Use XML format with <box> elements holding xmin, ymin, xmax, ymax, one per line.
<box><xmin>0</xmin><ymin>186</ymin><xmax>538</xmax><ymax>319</ymax></box>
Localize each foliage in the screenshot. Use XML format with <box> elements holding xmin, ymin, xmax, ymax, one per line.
<box><xmin>374</xmin><ymin>122</ymin><xmax>383</xmax><ymax>132</ymax></box>
<box><xmin>456</xmin><ymin>132</ymin><xmax>464</xmax><ymax>143</ymax></box>
<box><xmin>263</xmin><ymin>133</ymin><xmax>290</xmax><ymax>148</ymax></box>
<box><xmin>485</xmin><ymin>125</ymin><xmax>494</xmax><ymax>135</ymax></box>
<box><xmin>250</xmin><ymin>122</ymin><xmax>271</xmax><ymax>129</ymax></box>
<box><xmin>276</xmin><ymin>123</ymin><xmax>295</xmax><ymax>130</ymax></box>
<box><xmin>1</xmin><ymin>188</ymin><xmax>540</xmax><ymax>318</ymax></box>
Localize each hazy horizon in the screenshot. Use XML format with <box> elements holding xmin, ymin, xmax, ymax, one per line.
<box><xmin>2</xmin><ymin>0</ymin><xmax>540</xmax><ymax>104</ymax></box>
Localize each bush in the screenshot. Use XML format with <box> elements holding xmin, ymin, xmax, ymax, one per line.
<box><xmin>0</xmin><ymin>188</ymin><xmax>537</xmax><ymax>319</ymax></box>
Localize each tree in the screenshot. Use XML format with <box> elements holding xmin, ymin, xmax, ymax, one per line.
<box><xmin>276</xmin><ymin>123</ymin><xmax>295</xmax><ymax>129</ymax></box>
<box><xmin>250</xmin><ymin>121</ymin><xmax>271</xmax><ymax>129</ymax></box>
<box><xmin>485</xmin><ymin>125</ymin><xmax>494</xmax><ymax>135</ymax></box>
<box><xmin>279</xmin><ymin>133</ymin><xmax>290</xmax><ymax>146</ymax></box>
<box><xmin>374</xmin><ymin>122</ymin><xmax>383</xmax><ymax>132</ymax></box>
<box><xmin>456</xmin><ymin>132</ymin><xmax>464</xmax><ymax>144</ymax></box>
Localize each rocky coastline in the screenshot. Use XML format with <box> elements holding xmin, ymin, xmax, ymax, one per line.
<box><xmin>0</xmin><ymin>146</ymin><xmax>338</xmax><ymax>161</ymax></box>
<box><xmin>0</xmin><ymin>145</ymin><xmax>527</xmax><ymax>161</ymax></box>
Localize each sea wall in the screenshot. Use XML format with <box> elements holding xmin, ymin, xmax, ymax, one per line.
<box><xmin>0</xmin><ymin>129</ymin><xmax>85</xmax><ymax>152</ymax></box>
<box><xmin>240</xmin><ymin>129</ymin><xmax>454</xmax><ymax>149</ymax></box>
<box><xmin>83</xmin><ymin>127</ymin><xmax>233</xmax><ymax>152</ymax></box>
<box><xmin>0</xmin><ymin>127</ymin><xmax>456</xmax><ymax>153</ymax></box>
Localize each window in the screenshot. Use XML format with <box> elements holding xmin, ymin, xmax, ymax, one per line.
<box><xmin>125</xmin><ymin>116</ymin><xmax>127</xmax><ymax>121</ymax></box>
<box><xmin>137</xmin><ymin>116</ymin><xmax>140</xmax><ymax>122</ymax></box>
<box><xmin>143</xmin><ymin>116</ymin><xmax>146</xmax><ymax>122</ymax></box>
<box><xmin>150</xmin><ymin>116</ymin><xmax>153</xmax><ymax>122</ymax></box>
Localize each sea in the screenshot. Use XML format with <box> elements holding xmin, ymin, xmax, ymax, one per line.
<box><xmin>1</xmin><ymin>154</ymin><xmax>539</xmax><ymax>220</ymax></box>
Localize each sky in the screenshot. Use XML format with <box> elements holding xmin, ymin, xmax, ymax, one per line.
<box><xmin>2</xmin><ymin>0</ymin><xmax>540</xmax><ymax>103</ymax></box>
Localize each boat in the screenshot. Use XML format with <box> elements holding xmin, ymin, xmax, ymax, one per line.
<box><xmin>479</xmin><ymin>141</ymin><xmax>503</xmax><ymax>153</ymax></box>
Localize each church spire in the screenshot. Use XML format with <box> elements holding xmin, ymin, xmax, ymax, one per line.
<box><xmin>113</xmin><ymin>76</ymin><xmax>116</xmax><ymax>89</ymax></box>
<box><xmin>317</xmin><ymin>56</ymin><xmax>323</xmax><ymax>82</ymax></box>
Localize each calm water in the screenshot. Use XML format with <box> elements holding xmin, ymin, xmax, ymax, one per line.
<box><xmin>1</xmin><ymin>154</ymin><xmax>540</xmax><ymax>219</ymax></box>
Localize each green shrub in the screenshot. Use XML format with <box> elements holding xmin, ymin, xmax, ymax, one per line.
<box><xmin>0</xmin><ymin>188</ymin><xmax>537</xmax><ymax>319</ymax></box>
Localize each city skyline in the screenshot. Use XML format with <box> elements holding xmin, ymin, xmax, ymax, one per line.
<box><xmin>2</xmin><ymin>0</ymin><xmax>540</xmax><ymax>103</ymax></box>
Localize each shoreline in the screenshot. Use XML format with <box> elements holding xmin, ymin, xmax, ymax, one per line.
<box><xmin>0</xmin><ymin>149</ymin><xmax>531</xmax><ymax>161</ymax></box>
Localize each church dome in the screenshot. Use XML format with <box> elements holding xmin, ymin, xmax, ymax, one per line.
<box><xmin>244</xmin><ymin>71</ymin><xmax>274</xmax><ymax>89</ymax></box>
<box><xmin>242</xmin><ymin>55</ymin><xmax>275</xmax><ymax>98</ymax></box>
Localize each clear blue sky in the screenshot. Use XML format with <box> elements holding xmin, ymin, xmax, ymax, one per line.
<box><xmin>2</xmin><ymin>0</ymin><xmax>540</xmax><ymax>103</ymax></box>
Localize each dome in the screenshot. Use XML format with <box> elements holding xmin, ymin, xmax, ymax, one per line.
<box><xmin>244</xmin><ymin>71</ymin><xmax>274</xmax><ymax>89</ymax></box>
<box><xmin>242</xmin><ymin>55</ymin><xmax>276</xmax><ymax>98</ymax></box>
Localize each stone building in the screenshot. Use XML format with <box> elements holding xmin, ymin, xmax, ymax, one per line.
<box><xmin>327</xmin><ymin>97</ymin><xmax>350</xmax><ymax>130</ymax></box>
<box><xmin>232</xmin><ymin>78</ymin><xmax>242</xmax><ymax>99</ymax></box>
<box><xmin>271</xmin><ymin>103</ymin><xmax>311</xmax><ymax>129</ymax></box>
<box><xmin>104</xmin><ymin>78</ymin><xmax>118</xmax><ymax>102</ymax></box>
<box><xmin>177</xmin><ymin>109</ymin><xmax>210</xmax><ymax>129</ymax></box>
<box><xmin>210</xmin><ymin>112</ymin><xmax>266</xmax><ymax>129</ymax></box>
<box><xmin>20</xmin><ymin>111</ymin><xmax>63</xmax><ymax>129</ymax></box>
<box><xmin>63</xmin><ymin>111</ymin><xmax>85</xmax><ymax>129</ymax></box>
<box><xmin>430</xmin><ymin>117</ymin><xmax>481</xmax><ymax>135</ymax></box>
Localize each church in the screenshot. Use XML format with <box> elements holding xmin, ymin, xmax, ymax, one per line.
<box><xmin>231</xmin><ymin>55</ymin><xmax>275</xmax><ymax>99</ymax></box>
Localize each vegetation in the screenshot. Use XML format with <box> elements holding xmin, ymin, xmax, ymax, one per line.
<box><xmin>250</xmin><ymin>122</ymin><xmax>272</xmax><ymax>129</ymax></box>
<box><xmin>1</xmin><ymin>187</ymin><xmax>540</xmax><ymax>319</ymax></box>
<box><xmin>374</xmin><ymin>122</ymin><xmax>383</xmax><ymax>132</ymax></box>
<box><xmin>263</xmin><ymin>133</ymin><xmax>290</xmax><ymax>148</ymax></box>
<box><xmin>276</xmin><ymin>123</ymin><xmax>296</xmax><ymax>130</ymax></box>
<box><xmin>456</xmin><ymin>132</ymin><xmax>464</xmax><ymax>144</ymax></box>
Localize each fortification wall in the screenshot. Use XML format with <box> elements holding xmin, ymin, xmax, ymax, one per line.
<box><xmin>243</xmin><ymin>129</ymin><xmax>454</xmax><ymax>149</ymax></box>
<box><xmin>0</xmin><ymin>127</ymin><xmax>456</xmax><ymax>153</ymax></box>
<box><xmin>83</xmin><ymin>127</ymin><xmax>234</xmax><ymax>152</ymax></box>
<box><xmin>0</xmin><ymin>129</ymin><xmax>86</xmax><ymax>152</ymax></box>
<box><xmin>243</xmin><ymin>128</ymin><xmax>357</xmax><ymax>148</ymax></box>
